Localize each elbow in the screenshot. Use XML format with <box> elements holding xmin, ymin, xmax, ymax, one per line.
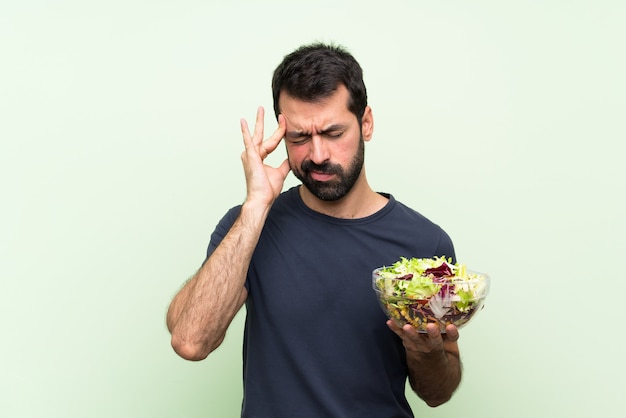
<box><xmin>414</xmin><ymin>384</ymin><xmax>456</xmax><ymax>408</ymax></box>
<box><xmin>425</xmin><ymin>397</ymin><xmax>451</xmax><ymax>408</ymax></box>
<box><xmin>422</xmin><ymin>386</ymin><xmax>459</xmax><ymax>407</ymax></box>
<box><xmin>170</xmin><ymin>334</ymin><xmax>221</xmax><ymax>362</ymax></box>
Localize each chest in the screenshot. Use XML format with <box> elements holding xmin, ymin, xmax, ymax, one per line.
<box><xmin>247</xmin><ymin>222</ymin><xmax>398</xmax><ymax>329</ymax></box>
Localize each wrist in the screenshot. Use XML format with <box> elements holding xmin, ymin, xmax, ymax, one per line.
<box><xmin>410</xmin><ymin>347</ymin><xmax>447</xmax><ymax>362</ymax></box>
<box><xmin>240</xmin><ymin>199</ymin><xmax>272</xmax><ymax>223</ymax></box>
<box><xmin>408</xmin><ymin>347</ymin><xmax>460</xmax><ymax>368</ymax></box>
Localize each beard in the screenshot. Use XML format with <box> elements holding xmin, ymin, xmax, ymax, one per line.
<box><xmin>290</xmin><ymin>138</ymin><xmax>365</xmax><ymax>201</ymax></box>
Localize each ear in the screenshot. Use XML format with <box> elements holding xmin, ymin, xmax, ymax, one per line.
<box><xmin>361</xmin><ymin>106</ymin><xmax>374</xmax><ymax>142</ymax></box>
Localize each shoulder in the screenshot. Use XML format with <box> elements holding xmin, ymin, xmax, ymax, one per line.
<box><xmin>384</xmin><ymin>194</ymin><xmax>437</xmax><ymax>225</ymax></box>
<box><xmin>381</xmin><ymin>194</ymin><xmax>456</xmax><ymax>261</ymax></box>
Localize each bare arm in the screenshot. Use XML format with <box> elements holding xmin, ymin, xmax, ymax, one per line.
<box><xmin>166</xmin><ymin>107</ymin><xmax>290</xmax><ymax>361</ymax></box>
<box><xmin>387</xmin><ymin>321</ymin><xmax>462</xmax><ymax>407</ymax></box>
<box><xmin>167</xmin><ymin>203</ymin><xmax>265</xmax><ymax>360</ymax></box>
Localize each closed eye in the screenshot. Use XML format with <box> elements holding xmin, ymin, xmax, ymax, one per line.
<box><xmin>285</xmin><ymin>124</ymin><xmax>346</xmax><ymax>143</ymax></box>
<box><xmin>323</xmin><ymin>131</ymin><xmax>343</xmax><ymax>139</ymax></box>
<box><xmin>285</xmin><ymin>134</ymin><xmax>311</xmax><ymax>145</ymax></box>
<box><xmin>320</xmin><ymin>124</ymin><xmax>346</xmax><ymax>139</ymax></box>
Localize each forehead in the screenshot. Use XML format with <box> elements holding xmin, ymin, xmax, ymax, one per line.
<box><xmin>278</xmin><ymin>85</ymin><xmax>355</xmax><ymax>130</ymax></box>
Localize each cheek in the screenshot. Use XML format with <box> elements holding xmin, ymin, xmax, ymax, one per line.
<box><xmin>286</xmin><ymin>145</ymin><xmax>305</xmax><ymax>165</ymax></box>
<box><xmin>334</xmin><ymin>141</ymin><xmax>358</xmax><ymax>163</ymax></box>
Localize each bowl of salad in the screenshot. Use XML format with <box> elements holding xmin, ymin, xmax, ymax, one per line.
<box><xmin>373</xmin><ymin>256</ymin><xmax>490</xmax><ymax>333</ymax></box>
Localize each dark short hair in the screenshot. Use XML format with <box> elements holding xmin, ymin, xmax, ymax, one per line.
<box><xmin>272</xmin><ymin>42</ymin><xmax>368</xmax><ymax>124</ymax></box>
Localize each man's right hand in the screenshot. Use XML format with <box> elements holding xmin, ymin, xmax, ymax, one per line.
<box><xmin>240</xmin><ymin>106</ymin><xmax>291</xmax><ymax>208</ymax></box>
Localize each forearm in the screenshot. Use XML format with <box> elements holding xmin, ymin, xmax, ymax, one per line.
<box><xmin>167</xmin><ymin>201</ymin><xmax>269</xmax><ymax>360</ymax></box>
<box><xmin>406</xmin><ymin>341</ymin><xmax>462</xmax><ymax>407</ymax></box>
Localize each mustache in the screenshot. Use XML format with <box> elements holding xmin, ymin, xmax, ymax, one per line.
<box><xmin>300</xmin><ymin>160</ymin><xmax>342</xmax><ymax>175</ymax></box>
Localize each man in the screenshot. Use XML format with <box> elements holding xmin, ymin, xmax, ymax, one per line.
<box><xmin>167</xmin><ymin>43</ymin><xmax>462</xmax><ymax>417</ymax></box>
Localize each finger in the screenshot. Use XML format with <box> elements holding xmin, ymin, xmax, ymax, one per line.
<box><xmin>398</xmin><ymin>324</ymin><xmax>428</xmax><ymax>352</ymax></box>
<box><xmin>261</xmin><ymin>114</ymin><xmax>286</xmax><ymax>156</ymax></box>
<box><xmin>444</xmin><ymin>324</ymin><xmax>459</xmax><ymax>342</ymax></box>
<box><xmin>403</xmin><ymin>323</ymin><xmax>420</xmax><ymax>339</ymax></box>
<box><xmin>425</xmin><ymin>323</ymin><xmax>444</xmax><ymax>350</ymax></box>
<box><xmin>426</xmin><ymin>323</ymin><xmax>440</xmax><ymax>338</ymax></box>
<box><xmin>277</xmin><ymin>158</ymin><xmax>291</xmax><ymax>179</ymax></box>
<box><xmin>252</xmin><ymin>106</ymin><xmax>265</xmax><ymax>145</ymax></box>
<box><xmin>240</xmin><ymin>118</ymin><xmax>252</xmax><ymax>149</ymax></box>
<box><xmin>274</xmin><ymin>114</ymin><xmax>286</xmax><ymax>140</ymax></box>
<box><xmin>386</xmin><ymin>320</ymin><xmax>403</xmax><ymax>336</ymax></box>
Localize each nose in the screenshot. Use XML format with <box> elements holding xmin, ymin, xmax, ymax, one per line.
<box><xmin>308</xmin><ymin>135</ymin><xmax>329</xmax><ymax>165</ymax></box>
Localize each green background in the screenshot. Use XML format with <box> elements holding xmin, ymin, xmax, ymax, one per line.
<box><xmin>2</xmin><ymin>0</ymin><xmax>625</xmax><ymax>416</ymax></box>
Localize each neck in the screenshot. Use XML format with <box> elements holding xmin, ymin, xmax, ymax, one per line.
<box><xmin>298</xmin><ymin>174</ymin><xmax>388</xmax><ymax>219</ymax></box>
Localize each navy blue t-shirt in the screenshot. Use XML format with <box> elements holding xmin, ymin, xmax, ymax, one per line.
<box><xmin>207</xmin><ymin>186</ymin><xmax>455</xmax><ymax>418</ymax></box>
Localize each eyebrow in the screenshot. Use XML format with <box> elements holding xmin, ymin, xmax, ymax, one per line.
<box><xmin>285</xmin><ymin>124</ymin><xmax>347</xmax><ymax>139</ymax></box>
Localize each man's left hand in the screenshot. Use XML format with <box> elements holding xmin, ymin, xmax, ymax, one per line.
<box><xmin>386</xmin><ymin>320</ymin><xmax>459</xmax><ymax>355</ymax></box>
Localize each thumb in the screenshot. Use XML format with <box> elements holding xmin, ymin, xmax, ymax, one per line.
<box><xmin>277</xmin><ymin>158</ymin><xmax>291</xmax><ymax>180</ymax></box>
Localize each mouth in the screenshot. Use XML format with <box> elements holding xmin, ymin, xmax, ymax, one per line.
<box><xmin>309</xmin><ymin>170</ymin><xmax>336</xmax><ymax>182</ymax></box>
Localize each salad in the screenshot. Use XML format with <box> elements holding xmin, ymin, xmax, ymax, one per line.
<box><xmin>373</xmin><ymin>256</ymin><xmax>489</xmax><ymax>332</ymax></box>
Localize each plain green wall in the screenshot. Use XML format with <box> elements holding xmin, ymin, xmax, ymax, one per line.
<box><xmin>2</xmin><ymin>0</ymin><xmax>625</xmax><ymax>417</ymax></box>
